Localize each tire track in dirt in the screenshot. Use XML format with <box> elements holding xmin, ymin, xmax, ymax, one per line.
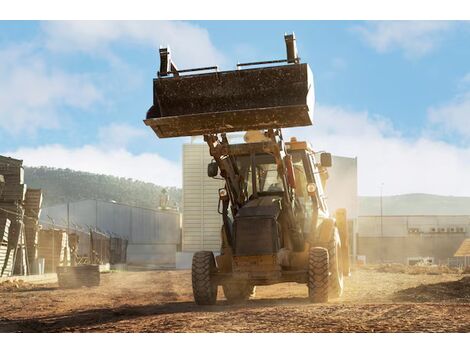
<box><xmin>0</xmin><ymin>269</ymin><xmax>468</xmax><ymax>332</ymax></box>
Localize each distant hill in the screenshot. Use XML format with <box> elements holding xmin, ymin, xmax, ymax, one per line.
<box><xmin>359</xmin><ymin>193</ymin><xmax>470</xmax><ymax>216</ymax></box>
<box><xmin>22</xmin><ymin>167</ymin><xmax>470</xmax><ymax>216</ymax></box>
<box><xmin>24</xmin><ymin>166</ymin><xmax>182</xmax><ymax>209</ymax></box>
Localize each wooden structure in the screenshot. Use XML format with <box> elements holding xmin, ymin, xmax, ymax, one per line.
<box><xmin>24</xmin><ymin>189</ymin><xmax>42</xmax><ymax>273</ymax></box>
<box><xmin>0</xmin><ymin>175</ymin><xmax>4</xmax><ymax>197</ymax></box>
<box><xmin>0</xmin><ymin>156</ymin><xmax>27</xmax><ymax>275</ymax></box>
<box><xmin>0</xmin><ymin>218</ymin><xmax>13</xmax><ymax>276</ymax></box>
<box><xmin>0</xmin><ymin>155</ymin><xmax>43</xmax><ymax>276</ymax></box>
<box><xmin>67</xmin><ymin>229</ymin><xmax>127</xmax><ymax>266</ymax></box>
<box><xmin>37</xmin><ymin>229</ymin><xmax>70</xmax><ymax>273</ymax></box>
<box><xmin>41</xmin><ymin>199</ymin><xmax>180</xmax><ymax>267</ymax></box>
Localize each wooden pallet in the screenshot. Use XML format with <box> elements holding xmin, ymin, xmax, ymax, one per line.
<box><xmin>13</xmin><ymin>229</ymin><xmax>28</xmax><ymax>276</ymax></box>
<box><xmin>0</xmin><ymin>156</ymin><xmax>32</xmax><ymax>276</ymax></box>
<box><xmin>0</xmin><ymin>156</ymin><xmax>24</xmax><ymax>185</ymax></box>
<box><xmin>0</xmin><ymin>184</ymin><xmax>27</xmax><ymax>202</ymax></box>
<box><xmin>24</xmin><ymin>219</ymin><xmax>39</xmax><ymax>272</ymax></box>
<box><xmin>24</xmin><ymin>189</ymin><xmax>43</xmax><ymax>217</ymax></box>
<box><xmin>0</xmin><ymin>155</ymin><xmax>22</xmax><ymax>167</ymax></box>
<box><xmin>38</xmin><ymin>229</ymin><xmax>70</xmax><ymax>273</ymax></box>
<box><xmin>0</xmin><ymin>218</ymin><xmax>13</xmax><ymax>277</ymax></box>
<box><xmin>0</xmin><ymin>175</ymin><xmax>4</xmax><ymax>197</ymax></box>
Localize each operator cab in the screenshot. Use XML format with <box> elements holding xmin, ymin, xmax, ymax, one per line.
<box><xmin>236</xmin><ymin>153</ymin><xmax>284</xmax><ymax>199</ymax></box>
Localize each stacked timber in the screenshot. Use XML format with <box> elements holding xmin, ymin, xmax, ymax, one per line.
<box><xmin>0</xmin><ymin>156</ymin><xmax>25</xmax><ymax>275</ymax></box>
<box><xmin>0</xmin><ymin>218</ymin><xmax>13</xmax><ymax>276</ymax></box>
<box><xmin>0</xmin><ymin>175</ymin><xmax>4</xmax><ymax>197</ymax></box>
<box><xmin>24</xmin><ymin>189</ymin><xmax>43</xmax><ymax>273</ymax></box>
<box><xmin>13</xmin><ymin>227</ymin><xmax>28</xmax><ymax>276</ymax></box>
<box><xmin>0</xmin><ymin>155</ymin><xmax>42</xmax><ymax>276</ymax></box>
<box><xmin>38</xmin><ymin>229</ymin><xmax>71</xmax><ymax>273</ymax></box>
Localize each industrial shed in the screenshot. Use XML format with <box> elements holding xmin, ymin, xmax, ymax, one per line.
<box><xmin>41</xmin><ymin>199</ymin><xmax>181</xmax><ymax>268</ymax></box>
<box><xmin>179</xmin><ymin>142</ymin><xmax>358</xmax><ymax>267</ymax></box>
<box><xmin>357</xmin><ymin>215</ymin><xmax>470</xmax><ymax>264</ymax></box>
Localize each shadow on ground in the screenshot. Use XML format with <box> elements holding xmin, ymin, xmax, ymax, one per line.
<box><xmin>0</xmin><ymin>297</ymin><xmax>312</xmax><ymax>332</ymax></box>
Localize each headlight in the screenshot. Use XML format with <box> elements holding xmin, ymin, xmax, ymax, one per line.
<box><xmin>307</xmin><ymin>183</ymin><xmax>316</xmax><ymax>195</ymax></box>
<box><xmin>219</xmin><ymin>188</ymin><xmax>228</xmax><ymax>198</ymax></box>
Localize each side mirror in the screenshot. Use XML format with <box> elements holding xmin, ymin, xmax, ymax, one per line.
<box><xmin>320</xmin><ymin>153</ymin><xmax>332</xmax><ymax>168</ymax></box>
<box><xmin>207</xmin><ymin>161</ymin><xmax>219</xmax><ymax>177</ymax></box>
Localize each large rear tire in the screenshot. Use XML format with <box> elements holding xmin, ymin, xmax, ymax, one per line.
<box><xmin>327</xmin><ymin>229</ymin><xmax>344</xmax><ymax>299</ymax></box>
<box><xmin>192</xmin><ymin>251</ymin><xmax>218</xmax><ymax>305</ymax></box>
<box><xmin>308</xmin><ymin>247</ymin><xmax>329</xmax><ymax>303</ymax></box>
<box><xmin>223</xmin><ymin>283</ymin><xmax>255</xmax><ymax>303</ymax></box>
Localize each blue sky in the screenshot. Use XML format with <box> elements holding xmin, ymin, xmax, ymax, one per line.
<box><xmin>1</xmin><ymin>21</ymin><xmax>470</xmax><ymax>195</ymax></box>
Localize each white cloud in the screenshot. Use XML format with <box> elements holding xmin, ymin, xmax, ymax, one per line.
<box><xmin>6</xmin><ymin>144</ymin><xmax>181</xmax><ymax>187</ymax></box>
<box><xmin>5</xmin><ymin>121</ymin><xmax>181</xmax><ymax>187</ymax></box>
<box><xmin>97</xmin><ymin>123</ymin><xmax>148</xmax><ymax>148</ymax></box>
<box><xmin>0</xmin><ymin>21</ymin><xmax>225</xmax><ymax>135</ymax></box>
<box><xmin>0</xmin><ymin>44</ymin><xmax>101</xmax><ymax>134</ymax></box>
<box><xmin>5</xmin><ymin>104</ymin><xmax>470</xmax><ymax>195</ymax></box>
<box><xmin>354</xmin><ymin>21</ymin><xmax>454</xmax><ymax>57</ymax></box>
<box><xmin>41</xmin><ymin>21</ymin><xmax>227</xmax><ymax>69</ymax></box>
<box><xmin>286</xmin><ymin>105</ymin><xmax>470</xmax><ymax>196</ymax></box>
<box><xmin>427</xmin><ymin>91</ymin><xmax>470</xmax><ymax>140</ymax></box>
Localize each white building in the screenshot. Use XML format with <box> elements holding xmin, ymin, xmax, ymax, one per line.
<box><xmin>357</xmin><ymin>215</ymin><xmax>470</xmax><ymax>264</ymax></box>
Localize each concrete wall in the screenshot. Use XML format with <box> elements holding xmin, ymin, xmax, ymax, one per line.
<box><xmin>357</xmin><ymin>235</ymin><xmax>469</xmax><ymax>264</ymax></box>
<box><xmin>127</xmin><ymin>244</ymin><xmax>176</xmax><ymax>268</ymax></box>
<box><xmin>359</xmin><ymin>215</ymin><xmax>469</xmax><ymax>237</ymax></box>
<box><xmin>41</xmin><ymin>200</ymin><xmax>181</xmax><ymax>267</ymax></box>
<box><xmin>357</xmin><ymin>215</ymin><xmax>470</xmax><ymax>263</ymax></box>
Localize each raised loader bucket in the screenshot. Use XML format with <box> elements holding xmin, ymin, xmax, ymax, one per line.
<box><xmin>145</xmin><ymin>62</ymin><xmax>314</xmax><ymax>138</ymax></box>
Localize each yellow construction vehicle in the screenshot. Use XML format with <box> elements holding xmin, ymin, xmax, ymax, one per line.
<box><xmin>144</xmin><ymin>34</ymin><xmax>350</xmax><ymax>304</ymax></box>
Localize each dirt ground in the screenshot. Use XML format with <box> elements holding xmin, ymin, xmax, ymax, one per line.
<box><xmin>0</xmin><ymin>267</ymin><xmax>469</xmax><ymax>332</ymax></box>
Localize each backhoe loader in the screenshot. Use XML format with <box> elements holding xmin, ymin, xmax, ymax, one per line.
<box><xmin>144</xmin><ymin>34</ymin><xmax>350</xmax><ymax>304</ymax></box>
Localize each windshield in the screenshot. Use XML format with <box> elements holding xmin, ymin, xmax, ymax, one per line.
<box><xmin>236</xmin><ymin>153</ymin><xmax>284</xmax><ymax>197</ymax></box>
<box><xmin>291</xmin><ymin>150</ymin><xmax>308</xmax><ymax>199</ymax></box>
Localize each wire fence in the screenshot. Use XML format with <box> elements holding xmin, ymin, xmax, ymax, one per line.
<box><xmin>0</xmin><ymin>205</ymin><xmax>128</xmax><ymax>277</ymax></box>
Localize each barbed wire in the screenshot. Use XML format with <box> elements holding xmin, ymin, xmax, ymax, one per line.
<box><xmin>0</xmin><ymin>206</ymin><xmax>119</xmax><ymax>239</ymax></box>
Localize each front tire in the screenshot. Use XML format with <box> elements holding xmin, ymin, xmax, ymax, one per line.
<box><xmin>308</xmin><ymin>247</ymin><xmax>329</xmax><ymax>303</ymax></box>
<box><xmin>192</xmin><ymin>251</ymin><xmax>218</xmax><ymax>305</ymax></box>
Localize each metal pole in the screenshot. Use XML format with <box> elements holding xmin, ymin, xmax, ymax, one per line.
<box><xmin>52</xmin><ymin>229</ymin><xmax>55</xmax><ymax>272</ymax></box>
<box><xmin>380</xmin><ymin>183</ymin><xmax>384</xmax><ymax>263</ymax></box>
<box><xmin>67</xmin><ymin>202</ymin><xmax>70</xmax><ymax>235</ymax></box>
